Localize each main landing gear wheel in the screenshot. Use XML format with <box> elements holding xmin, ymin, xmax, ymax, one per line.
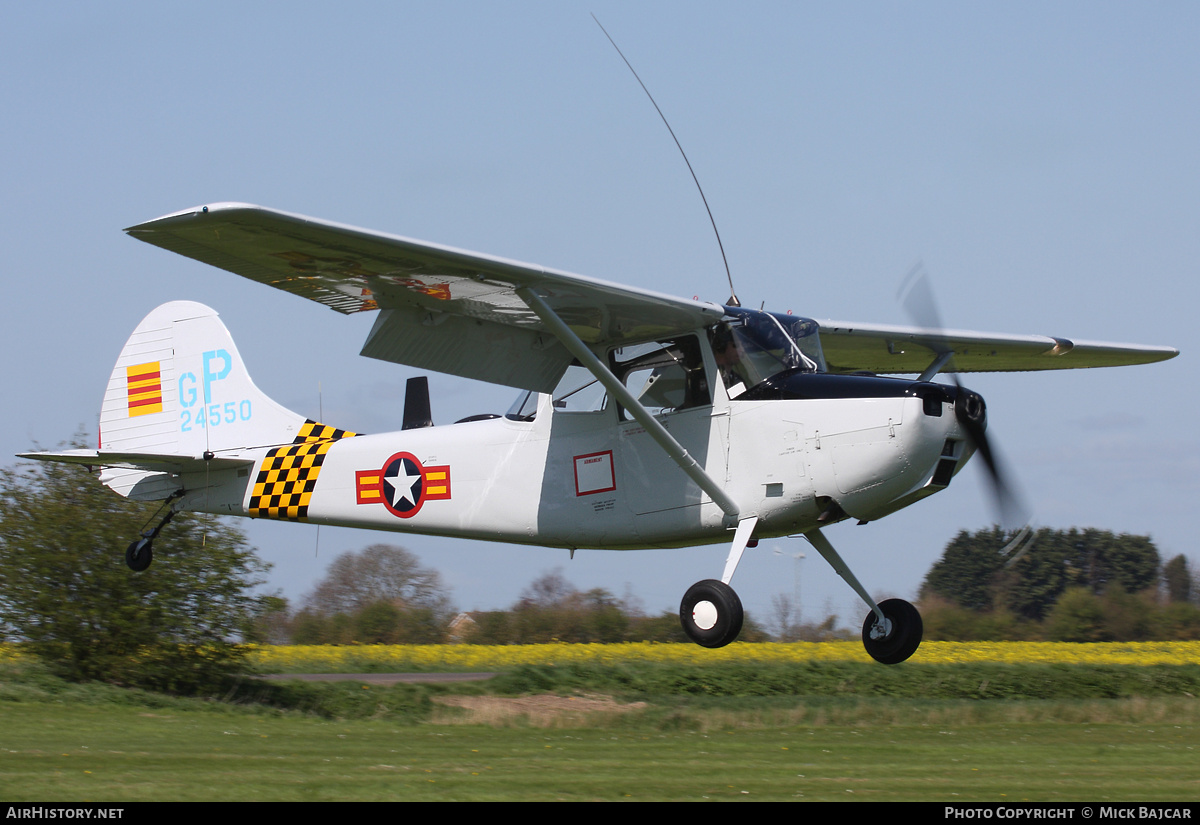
<box><xmin>125</xmin><ymin>538</ymin><xmax>153</xmax><ymax>572</ymax></box>
<box><xmin>680</xmin><ymin>579</ymin><xmax>744</xmax><ymax>648</ymax></box>
<box><xmin>861</xmin><ymin>598</ymin><xmax>923</xmax><ymax>664</ymax></box>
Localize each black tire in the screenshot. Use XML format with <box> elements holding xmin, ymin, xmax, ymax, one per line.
<box><xmin>861</xmin><ymin>598</ymin><xmax>922</xmax><ymax>664</ymax></box>
<box><xmin>125</xmin><ymin>538</ymin><xmax>153</xmax><ymax>572</ymax></box>
<box><xmin>679</xmin><ymin>579</ymin><xmax>744</xmax><ymax>648</ymax></box>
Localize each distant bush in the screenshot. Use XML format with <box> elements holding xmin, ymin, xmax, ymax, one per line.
<box><xmin>0</xmin><ymin>456</ymin><xmax>269</xmax><ymax>693</ymax></box>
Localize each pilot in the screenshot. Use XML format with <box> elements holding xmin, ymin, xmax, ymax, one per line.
<box><xmin>711</xmin><ymin>324</ymin><xmax>750</xmax><ymax>398</ymax></box>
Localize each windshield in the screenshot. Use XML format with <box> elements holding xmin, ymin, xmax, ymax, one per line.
<box><xmin>710</xmin><ymin>307</ymin><xmax>825</xmax><ymax>398</ymax></box>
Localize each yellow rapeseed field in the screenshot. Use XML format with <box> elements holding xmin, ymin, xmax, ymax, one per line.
<box><xmin>2</xmin><ymin>641</ymin><xmax>1194</xmax><ymax>671</ymax></box>
<box><xmin>244</xmin><ymin>640</ymin><xmax>1200</xmax><ymax>672</ymax></box>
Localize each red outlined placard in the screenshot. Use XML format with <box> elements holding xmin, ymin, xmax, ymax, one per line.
<box><xmin>573</xmin><ymin>450</ymin><xmax>615</xmax><ymax>496</ymax></box>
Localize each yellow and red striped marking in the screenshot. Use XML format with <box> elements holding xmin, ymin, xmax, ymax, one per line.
<box><xmin>355</xmin><ymin>470</ymin><xmax>383</xmax><ymax>503</ymax></box>
<box><xmin>126</xmin><ymin>362</ymin><xmax>163</xmax><ymax>417</ymax></box>
<box><xmin>423</xmin><ymin>466</ymin><xmax>451</xmax><ymax>499</ymax></box>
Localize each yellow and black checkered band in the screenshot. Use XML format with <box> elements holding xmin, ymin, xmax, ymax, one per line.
<box><xmin>248</xmin><ymin>419</ymin><xmax>358</xmax><ymax>521</ymax></box>
<box><xmin>293</xmin><ymin>420</ymin><xmax>357</xmax><ymax>444</ymax></box>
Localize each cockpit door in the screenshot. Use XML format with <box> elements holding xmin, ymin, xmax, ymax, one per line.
<box><xmin>610</xmin><ymin>335</ymin><xmax>727</xmax><ymax>516</ymax></box>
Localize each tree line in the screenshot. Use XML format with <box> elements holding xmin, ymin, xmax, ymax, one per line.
<box><xmin>266</xmin><ymin>527</ymin><xmax>1199</xmax><ymax>645</ymax></box>
<box><xmin>262</xmin><ymin>552</ymin><xmax>774</xmax><ymax>646</ymax></box>
<box><xmin>918</xmin><ymin>527</ymin><xmax>1200</xmax><ymax>641</ymax></box>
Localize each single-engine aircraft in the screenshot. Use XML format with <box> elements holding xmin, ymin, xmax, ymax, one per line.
<box><xmin>21</xmin><ymin>203</ymin><xmax>1178</xmax><ymax>663</ymax></box>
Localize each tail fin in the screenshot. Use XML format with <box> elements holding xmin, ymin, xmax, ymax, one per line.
<box><xmin>98</xmin><ymin>301</ymin><xmax>309</xmax><ymax>496</ymax></box>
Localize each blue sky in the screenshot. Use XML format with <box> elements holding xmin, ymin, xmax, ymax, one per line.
<box><xmin>3</xmin><ymin>2</ymin><xmax>1196</xmax><ymax>629</ymax></box>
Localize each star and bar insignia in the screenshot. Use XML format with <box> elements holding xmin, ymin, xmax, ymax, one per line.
<box><xmin>356</xmin><ymin>452</ymin><xmax>451</xmax><ymax>519</ymax></box>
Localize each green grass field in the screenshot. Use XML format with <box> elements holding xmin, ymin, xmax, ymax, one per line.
<box><xmin>3</xmin><ymin>652</ymin><xmax>1200</xmax><ymax>802</ymax></box>
<box><xmin>3</xmin><ymin>697</ymin><xmax>1199</xmax><ymax>801</ymax></box>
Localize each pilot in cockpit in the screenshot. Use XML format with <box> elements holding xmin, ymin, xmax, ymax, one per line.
<box><xmin>711</xmin><ymin>324</ymin><xmax>750</xmax><ymax>398</ymax></box>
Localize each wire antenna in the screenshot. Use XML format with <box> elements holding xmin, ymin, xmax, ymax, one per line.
<box><xmin>315</xmin><ymin>381</ymin><xmax>323</xmax><ymax>557</ymax></box>
<box><xmin>592</xmin><ymin>14</ymin><xmax>740</xmax><ymax>307</ymax></box>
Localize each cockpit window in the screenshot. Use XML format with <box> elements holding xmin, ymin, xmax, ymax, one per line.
<box><xmin>508</xmin><ymin>335</ymin><xmax>712</xmax><ymax>422</ymax></box>
<box><xmin>710</xmin><ymin>308</ymin><xmax>824</xmax><ymax>398</ymax></box>
<box><xmin>610</xmin><ymin>335</ymin><xmax>710</xmax><ymax>420</ymax></box>
<box><xmin>505</xmin><ymin>365</ymin><xmax>614</xmax><ymax>420</ymax></box>
<box><xmin>551</xmin><ymin>364</ymin><xmax>608</xmax><ymax>413</ymax></box>
<box><xmin>505</xmin><ymin>389</ymin><xmax>539</xmax><ymax>421</ymax></box>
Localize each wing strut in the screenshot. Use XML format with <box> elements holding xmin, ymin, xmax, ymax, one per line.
<box><xmin>918</xmin><ymin>350</ymin><xmax>956</xmax><ymax>382</ymax></box>
<box><xmin>517</xmin><ymin>287</ymin><xmax>741</xmax><ymax>525</ymax></box>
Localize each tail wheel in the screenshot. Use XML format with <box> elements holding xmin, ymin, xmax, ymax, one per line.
<box><xmin>125</xmin><ymin>538</ymin><xmax>153</xmax><ymax>572</ymax></box>
<box><xmin>680</xmin><ymin>579</ymin><xmax>744</xmax><ymax>648</ymax></box>
<box><xmin>861</xmin><ymin>598</ymin><xmax>922</xmax><ymax>664</ymax></box>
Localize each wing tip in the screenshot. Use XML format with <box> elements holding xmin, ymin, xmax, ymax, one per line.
<box><xmin>16</xmin><ymin>449</ymin><xmax>100</xmax><ymax>464</ymax></box>
<box><xmin>124</xmin><ymin>202</ymin><xmax>263</xmax><ymax>233</ymax></box>
<box><xmin>1062</xmin><ymin>340</ymin><xmax>1180</xmax><ymax>366</ymax></box>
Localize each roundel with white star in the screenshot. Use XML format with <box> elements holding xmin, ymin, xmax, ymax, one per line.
<box><xmin>381</xmin><ymin>452</ymin><xmax>427</xmax><ymax>518</ymax></box>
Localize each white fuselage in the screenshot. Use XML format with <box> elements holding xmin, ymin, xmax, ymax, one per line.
<box><xmin>180</xmin><ymin>372</ymin><xmax>971</xmax><ymax>551</ymax></box>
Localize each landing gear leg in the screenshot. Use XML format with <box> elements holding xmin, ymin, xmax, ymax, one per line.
<box><xmin>804</xmin><ymin>527</ymin><xmax>923</xmax><ymax>664</ymax></box>
<box><xmin>679</xmin><ymin>516</ymin><xmax>757</xmax><ymax>648</ymax></box>
<box><xmin>125</xmin><ymin>490</ymin><xmax>184</xmax><ymax>572</ymax></box>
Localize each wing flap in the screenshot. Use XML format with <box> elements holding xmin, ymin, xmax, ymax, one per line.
<box><xmin>360</xmin><ymin>307</ymin><xmax>573</xmax><ymax>393</ymax></box>
<box><xmin>818</xmin><ymin>321</ymin><xmax>1179</xmax><ymax>374</ymax></box>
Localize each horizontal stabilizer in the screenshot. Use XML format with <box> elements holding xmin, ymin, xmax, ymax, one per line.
<box><xmin>18</xmin><ymin>449</ymin><xmax>254</xmax><ymax>475</ymax></box>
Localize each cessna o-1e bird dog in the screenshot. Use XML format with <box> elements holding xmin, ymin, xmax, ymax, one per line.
<box><xmin>22</xmin><ymin>204</ymin><xmax>1177</xmax><ymax>663</ymax></box>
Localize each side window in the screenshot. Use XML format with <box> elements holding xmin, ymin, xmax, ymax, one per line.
<box><xmin>552</xmin><ymin>364</ymin><xmax>608</xmax><ymax>413</ymax></box>
<box><xmin>505</xmin><ymin>390</ymin><xmax>539</xmax><ymax>421</ymax></box>
<box><xmin>610</xmin><ymin>336</ymin><xmax>710</xmax><ymax>421</ymax></box>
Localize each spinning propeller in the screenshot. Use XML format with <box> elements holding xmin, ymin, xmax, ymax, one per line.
<box><xmin>898</xmin><ymin>265</ymin><xmax>1033</xmax><ymax>546</ymax></box>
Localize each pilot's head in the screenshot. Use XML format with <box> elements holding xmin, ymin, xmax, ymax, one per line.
<box><xmin>711</xmin><ymin>324</ymin><xmax>741</xmax><ymax>366</ymax></box>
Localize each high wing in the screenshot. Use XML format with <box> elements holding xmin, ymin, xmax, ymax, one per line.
<box><xmin>126</xmin><ymin>203</ymin><xmax>1177</xmax><ymax>386</ymax></box>
<box><xmin>125</xmin><ymin>203</ymin><xmax>725</xmax><ymax>393</ymax></box>
<box><xmin>818</xmin><ymin>320</ymin><xmax>1178</xmax><ymax>375</ymax></box>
